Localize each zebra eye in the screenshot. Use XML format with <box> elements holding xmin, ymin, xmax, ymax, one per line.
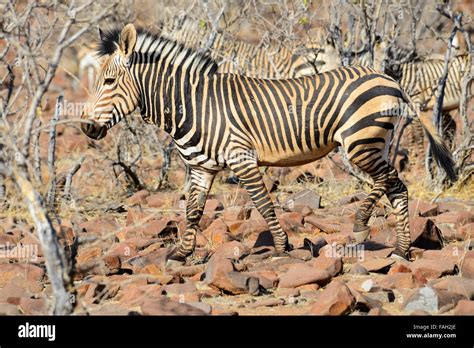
<box><xmin>104</xmin><ymin>78</ymin><xmax>115</xmax><ymax>85</ymax></box>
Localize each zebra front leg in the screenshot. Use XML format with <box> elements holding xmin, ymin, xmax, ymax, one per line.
<box><xmin>167</xmin><ymin>167</ymin><xmax>216</xmax><ymax>266</ymax></box>
<box><xmin>228</xmin><ymin>159</ymin><xmax>291</xmax><ymax>255</ymax></box>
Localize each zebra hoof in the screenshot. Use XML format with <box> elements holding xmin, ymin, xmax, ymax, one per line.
<box><xmin>273</xmin><ymin>251</ymin><xmax>291</xmax><ymax>260</ymax></box>
<box><xmin>353</xmin><ymin>225</ymin><xmax>370</xmax><ymax>243</ymax></box>
<box><xmin>165</xmin><ymin>258</ymin><xmax>185</xmax><ymax>269</ymax></box>
<box><xmin>390</xmin><ymin>248</ymin><xmax>408</xmax><ymax>261</ymax></box>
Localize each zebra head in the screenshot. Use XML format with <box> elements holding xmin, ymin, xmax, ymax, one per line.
<box><xmin>81</xmin><ymin>24</ymin><xmax>140</xmax><ymax>140</ymax></box>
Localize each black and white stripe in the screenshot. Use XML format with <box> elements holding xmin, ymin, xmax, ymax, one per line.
<box><xmin>81</xmin><ymin>25</ymin><xmax>457</xmax><ymax>263</ymax></box>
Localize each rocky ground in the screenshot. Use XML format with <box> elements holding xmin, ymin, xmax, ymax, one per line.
<box><xmin>1</xmin><ymin>176</ymin><xmax>473</xmax><ymax>316</ymax></box>
<box><xmin>0</xmin><ymin>70</ymin><xmax>473</xmax><ymax>316</ymax></box>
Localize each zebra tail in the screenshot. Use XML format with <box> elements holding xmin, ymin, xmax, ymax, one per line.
<box><xmin>401</xmin><ymin>92</ymin><xmax>458</xmax><ymax>182</ymax></box>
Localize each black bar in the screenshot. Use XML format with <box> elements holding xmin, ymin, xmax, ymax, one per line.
<box><xmin>0</xmin><ymin>315</ymin><xmax>472</xmax><ymax>346</ymax></box>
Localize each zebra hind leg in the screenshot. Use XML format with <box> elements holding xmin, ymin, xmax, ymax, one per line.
<box><xmin>351</xmin><ymin>162</ymin><xmax>393</xmax><ymax>244</ymax></box>
<box><xmin>386</xmin><ymin>173</ymin><xmax>410</xmax><ymax>259</ymax></box>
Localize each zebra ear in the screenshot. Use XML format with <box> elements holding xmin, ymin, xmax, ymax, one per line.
<box><xmin>119</xmin><ymin>23</ymin><xmax>137</xmax><ymax>58</ymax></box>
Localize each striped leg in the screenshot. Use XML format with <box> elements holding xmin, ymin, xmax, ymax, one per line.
<box><xmin>168</xmin><ymin>167</ymin><xmax>216</xmax><ymax>263</ymax></box>
<box><xmin>352</xmin><ymin>163</ymin><xmax>394</xmax><ymax>243</ymax></box>
<box><xmin>228</xmin><ymin>158</ymin><xmax>290</xmax><ymax>254</ymax></box>
<box><xmin>387</xmin><ymin>176</ymin><xmax>410</xmax><ymax>258</ymax></box>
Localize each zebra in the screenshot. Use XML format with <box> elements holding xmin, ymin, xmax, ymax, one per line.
<box><xmin>161</xmin><ymin>17</ymin><xmax>317</xmax><ymax>79</ymax></box>
<box><xmin>386</xmin><ymin>54</ymin><xmax>471</xmax><ymax>162</ymax></box>
<box><xmin>80</xmin><ymin>24</ymin><xmax>457</xmax><ymax>266</ymax></box>
<box><xmin>162</xmin><ymin>17</ymin><xmax>318</xmax><ymax>186</ymax></box>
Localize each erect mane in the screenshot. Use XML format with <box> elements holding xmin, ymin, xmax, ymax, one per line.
<box><xmin>96</xmin><ymin>26</ymin><xmax>218</xmax><ymax>75</ymax></box>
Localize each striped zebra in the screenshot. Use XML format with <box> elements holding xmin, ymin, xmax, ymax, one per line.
<box><xmin>81</xmin><ymin>24</ymin><xmax>457</xmax><ymax>266</ymax></box>
<box><xmin>162</xmin><ymin>18</ymin><xmax>317</xmax><ymax>78</ymax></box>
<box><xmin>386</xmin><ymin>54</ymin><xmax>471</xmax><ymax>160</ymax></box>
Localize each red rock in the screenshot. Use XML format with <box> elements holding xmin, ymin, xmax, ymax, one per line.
<box><xmin>309</xmin><ymin>255</ymin><xmax>343</xmax><ymax>277</ymax></box>
<box><xmin>434</xmin><ymin>212</ymin><xmax>461</xmax><ymax>225</ymax></box>
<box><xmin>117</xmin><ymin>218</ymin><xmax>176</xmax><ymax>241</ymax></box>
<box><xmin>204</xmin><ymin>252</ymin><xmax>259</xmax><ymax>295</ymax></box>
<box><xmin>0</xmin><ymin>264</ymin><xmax>44</xmax><ymax>293</ymax></box>
<box><xmin>140</xmin><ymin>297</ymin><xmax>207</xmax><ymax>315</ymax></box>
<box><xmin>409</xmin><ymin>199</ymin><xmax>439</xmax><ymax>218</ymax></box>
<box><xmin>0</xmin><ymin>303</ymin><xmax>21</xmax><ymax>315</ymax></box>
<box><xmin>162</xmin><ymin>282</ymin><xmax>196</xmax><ymax>295</ymax></box>
<box><xmin>118</xmin><ymin>284</ymin><xmax>163</xmax><ymax>307</ymax></box>
<box><xmin>146</xmin><ymin>192</ymin><xmax>184</xmax><ymax>208</ymax></box>
<box><xmin>455</xmin><ymin>211</ymin><xmax>474</xmax><ymax>227</ymax></box>
<box><xmin>307</xmin><ymin>280</ymin><xmax>355</xmax><ymax>315</ymax></box>
<box><xmin>202</xmin><ymin>218</ymin><xmax>230</xmax><ymax>246</ymax></box>
<box><xmin>19</xmin><ymin>297</ymin><xmax>48</xmax><ymax>315</ymax></box>
<box><xmin>106</xmin><ymin>242</ymin><xmax>138</xmax><ymax>261</ymax></box>
<box><xmin>388</xmin><ymin>263</ymin><xmax>412</xmax><ymax>274</ymax></box>
<box><xmin>204</xmin><ymin>199</ymin><xmax>224</xmax><ymax>213</ymax></box>
<box><xmin>126</xmin><ymin>190</ymin><xmax>150</xmax><ymax>206</ymax></box>
<box><xmin>279</xmin><ymin>212</ymin><xmax>304</xmax><ymax>233</ymax></box>
<box><xmin>431</xmin><ymin>277</ymin><xmax>474</xmax><ymax>299</ymax></box>
<box><xmin>422</xmin><ymin>247</ymin><xmax>468</xmax><ymax>267</ymax></box>
<box><xmin>76</xmin><ymin>246</ymin><xmax>102</xmax><ymax>266</ymax></box>
<box><xmin>369</xmin><ymin>228</ymin><xmax>396</xmax><ymax>246</ymax></box>
<box><xmin>275</xmin><ymin>288</ymin><xmax>301</xmax><ymax>298</ymax></box>
<box><xmin>223</xmin><ymin>206</ymin><xmax>248</xmax><ymax>223</ymax></box>
<box><xmin>453</xmin><ymin>300</ymin><xmax>474</xmax><ymax>315</ymax></box>
<box><xmin>79</xmin><ymin>217</ymin><xmax>119</xmax><ymax>237</ymax></box>
<box><xmin>367</xmin><ymin>307</ymin><xmax>390</xmax><ymax>315</ymax></box>
<box><xmin>410</xmin><ymin>259</ymin><xmax>456</xmax><ymax>279</ymax></box>
<box><xmin>461</xmin><ymin>252</ymin><xmax>474</xmax><ymax>279</ymax></box>
<box><xmin>213</xmin><ymin>241</ymin><xmax>249</xmax><ymax>260</ymax></box>
<box><xmin>304</xmin><ymin>215</ymin><xmax>340</xmax><ymax>233</ymax></box>
<box><xmin>103</xmin><ymin>254</ymin><xmax>121</xmax><ymax>273</ymax></box>
<box><xmin>126</xmin><ymin>247</ymin><xmax>172</xmax><ymax>271</ymax></box>
<box><xmin>126</xmin><ymin>208</ymin><xmax>151</xmax><ymax>225</ymax></box>
<box><xmin>358</xmin><ymin>258</ymin><xmax>395</xmax><ymax>273</ymax></box>
<box><xmin>87</xmin><ymin>304</ymin><xmax>133</xmax><ymax>315</ymax></box>
<box><xmin>376</xmin><ymin>273</ymin><xmax>417</xmax><ymax>289</ymax></box>
<box><xmin>195</xmin><ymin>214</ymin><xmax>212</xmax><ymax>232</ymax></box>
<box><xmin>457</xmin><ymin>223</ymin><xmax>473</xmax><ymax>240</ymax></box>
<box><xmin>436</xmin><ymin>289</ymin><xmax>466</xmax><ymax>311</ymax></box>
<box><xmin>233</xmin><ymin>218</ymin><xmax>268</xmax><ymax>239</ymax></box>
<box><xmin>350</xmin><ymin>264</ymin><xmax>369</xmax><ymax>275</ymax></box>
<box><xmin>0</xmin><ymin>233</ymin><xmax>17</xmax><ymax>246</ymax></box>
<box><xmin>288</xmin><ymin>249</ymin><xmax>312</xmax><ymax>260</ymax></box>
<box><xmin>0</xmin><ymin>283</ymin><xmax>29</xmax><ymax>305</ymax></box>
<box><xmin>278</xmin><ymin>263</ymin><xmax>331</xmax><ymax>288</ymax></box>
<box><xmin>410</xmin><ymin>217</ymin><xmax>444</xmax><ymax>250</ymax></box>
<box><xmin>349</xmin><ymin>287</ymin><xmax>384</xmax><ymax>310</ymax></box>
<box><xmin>241</xmin><ymin>270</ymin><xmax>279</xmax><ymax>289</ymax></box>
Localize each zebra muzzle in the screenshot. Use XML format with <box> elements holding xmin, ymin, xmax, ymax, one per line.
<box><xmin>81</xmin><ymin>121</ymin><xmax>107</xmax><ymax>140</ymax></box>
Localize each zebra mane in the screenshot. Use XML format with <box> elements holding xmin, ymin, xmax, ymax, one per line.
<box><xmin>97</xmin><ymin>26</ymin><xmax>218</xmax><ymax>75</ymax></box>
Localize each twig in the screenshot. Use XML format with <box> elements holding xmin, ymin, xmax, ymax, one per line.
<box><xmin>46</xmin><ymin>95</ymin><xmax>63</xmax><ymax>209</ymax></box>
<box><xmin>64</xmin><ymin>155</ymin><xmax>85</xmax><ymax>200</ymax></box>
<box><xmin>32</xmin><ymin>118</ymin><xmax>42</xmax><ymax>183</ymax></box>
<box><xmin>13</xmin><ymin>164</ymin><xmax>74</xmax><ymax>315</ymax></box>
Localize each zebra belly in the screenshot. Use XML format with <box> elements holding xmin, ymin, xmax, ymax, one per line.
<box><xmin>256</xmin><ymin>143</ymin><xmax>338</xmax><ymax>167</ymax></box>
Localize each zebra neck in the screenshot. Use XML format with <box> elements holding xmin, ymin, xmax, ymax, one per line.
<box><xmin>136</xmin><ymin>59</ymin><xmax>212</xmax><ymax>138</ymax></box>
